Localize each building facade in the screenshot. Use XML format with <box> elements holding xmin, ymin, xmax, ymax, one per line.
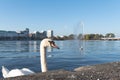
<box><xmin>47</xmin><ymin>30</ymin><xmax>53</xmax><ymax>38</ymax></box>
<box><xmin>0</xmin><ymin>28</ymin><xmax>29</xmax><ymax>40</ymax></box>
<box><xmin>30</xmin><ymin>31</ymin><xmax>47</xmax><ymax>40</ymax></box>
<box><xmin>0</xmin><ymin>28</ymin><xmax>53</xmax><ymax>40</ymax></box>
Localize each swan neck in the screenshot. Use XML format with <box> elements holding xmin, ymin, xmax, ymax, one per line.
<box><xmin>40</xmin><ymin>46</ymin><xmax>46</xmax><ymax>54</ymax></box>
<box><xmin>40</xmin><ymin>45</ymin><xmax>47</xmax><ymax>72</ymax></box>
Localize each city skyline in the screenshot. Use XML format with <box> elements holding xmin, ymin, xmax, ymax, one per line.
<box><xmin>0</xmin><ymin>0</ymin><xmax>120</xmax><ymax>36</ymax></box>
<box><xmin>0</xmin><ymin>28</ymin><xmax>54</xmax><ymax>40</ymax></box>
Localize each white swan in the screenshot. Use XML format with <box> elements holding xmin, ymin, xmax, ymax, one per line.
<box><xmin>40</xmin><ymin>38</ymin><xmax>59</xmax><ymax>72</ymax></box>
<box><xmin>2</xmin><ymin>66</ymin><xmax>35</xmax><ymax>78</ymax></box>
<box><xmin>1</xmin><ymin>38</ymin><xmax>59</xmax><ymax>78</ymax></box>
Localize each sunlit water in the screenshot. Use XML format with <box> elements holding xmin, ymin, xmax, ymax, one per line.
<box><xmin>0</xmin><ymin>40</ymin><xmax>120</xmax><ymax>78</ymax></box>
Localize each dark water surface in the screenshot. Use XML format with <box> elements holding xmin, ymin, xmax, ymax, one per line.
<box><xmin>0</xmin><ymin>40</ymin><xmax>120</xmax><ymax>78</ymax></box>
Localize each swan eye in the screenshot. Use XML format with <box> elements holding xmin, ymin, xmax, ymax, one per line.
<box><xmin>48</xmin><ymin>41</ymin><xmax>55</xmax><ymax>46</ymax></box>
<box><xmin>48</xmin><ymin>40</ymin><xmax>59</xmax><ymax>49</ymax></box>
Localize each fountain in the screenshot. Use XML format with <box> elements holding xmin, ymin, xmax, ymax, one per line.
<box><xmin>73</xmin><ymin>21</ymin><xmax>85</xmax><ymax>54</ymax></box>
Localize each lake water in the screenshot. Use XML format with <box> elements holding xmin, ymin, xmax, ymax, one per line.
<box><xmin>0</xmin><ymin>40</ymin><xmax>120</xmax><ymax>78</ymax></box>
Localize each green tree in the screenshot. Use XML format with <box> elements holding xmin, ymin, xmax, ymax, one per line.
<box><xmin>68</xmin><ymin>34</ymin><xmax>74</xmax><ymax>39</ymax></box>
<box><xmin>84</xmin><ymin>34</ymin><xmax>90</xmax><ymax>40</ymax></box>
<box><xmin>105</xmin><ymin>33</ymin><xmax>115</xmax><ymax>38</ymax></box>
<box><xmin>78</xmin><ymin>34</ymin><xmax>83</xmax><ymax>40</ymax></box>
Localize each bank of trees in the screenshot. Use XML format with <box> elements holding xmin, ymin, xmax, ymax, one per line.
<box><xmin>84</xmin><ymin>34</ymin><xmax>104</xmax><ymax>40</ymax></box>
<box><xmin>105</xmin><ymin>33</ymin><xmax>115</xmax><ymax>38</ymax></box>
<box><xmin>54</xmin><ymin>33</ymin><xmax>115</xmax><ymax>40</ymax></box>
<box><xmin>84</xmin><ymin>33</ymin><xmax>115</xmax><ymax>40</ymax></box>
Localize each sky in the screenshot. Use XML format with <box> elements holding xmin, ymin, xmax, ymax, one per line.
<box><xmin>0</xmin><ymin>0</ymin><xmax>120</xmax><ymax>36</ymax></box>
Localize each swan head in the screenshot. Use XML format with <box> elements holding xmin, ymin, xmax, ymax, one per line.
<box><xmin>41</xmin><ymin>38</ymin><xmax>59</xmax><ymax>49</ymax></box>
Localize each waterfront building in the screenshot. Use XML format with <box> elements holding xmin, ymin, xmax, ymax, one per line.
<box><xmin>47</xmin><ymin>30</ymin><xmax>53</xmax><ymax>38</ymax></box>
<box><xmin>30</xmin><ymin>31</ymin><xmax>47</xmax><ymax>40</ymax></box>
<box><xmin>7</xmin><ymin>31</ymin><xmax>18</xmax><ymax>37</ymax></box>
<box><xmin>0</xmin><ymin>30</ymin><xmax>18</xmax><ymax>37</ymax></box>
<box><xmin>18</xmin><ymin>28</ymin><xmax>29</xmax><ymax>38</ymax></box>
<box><xmin>32</xmin><ymin>31</ymin><xmax>41</xmax><ymax>39</ymax></box>
<box><xmin>41</xmin><ymin>31</ymin><xmax>47</xmax><ymax>39</ymax></box>
<box><xmin>0</xmin><ymin>30</ymin><xmax>7</xmax><ymax>37</ymax></box>
<box><xmin>0</xmin><ymin>28</ymin><xmax>29</xmax><ymax>40</ymax></box>
<box><xmin>0</xmin><ymin>28</ymin><xmax>54</xmax><ymax>40</ymax></box>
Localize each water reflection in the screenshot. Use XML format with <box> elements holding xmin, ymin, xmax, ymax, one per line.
<box><xmin>29</xmin><ymin>41</ymin><xmax>40</xmax><ymax>52</ymax></box>
<box><xmin>15</xmin><ymin>41</ymin><xmax>30</xmax><ymax>52</ymax></box>
<box><xmin>0</xmin><ymin>41</ymin><xmax>41</xmax><ymax>53</ymax></box>
<box><xmin>33</xmin><ymin>41</ymin><xmax>37</xmax><ymax>52</ymax></box>
<box><xmin>0</xmin><ymin>40</ymin><xmax>60</xmax><ymax>53</ymax></box>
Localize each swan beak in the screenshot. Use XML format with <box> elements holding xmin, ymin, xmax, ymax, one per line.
<box><xmin>56</xmin><ymin>46</ymin><xmax>60</xmax><ymax>49</ymax></box>
<box><xmin>49</xmin><ymin>41</ymin><xmax>60</xmax><ymax>49</ymax></box>
<box><xmin>53</xmin><ymin>45</ymin><xmax>60</xmax><ymax>49</ymax></box>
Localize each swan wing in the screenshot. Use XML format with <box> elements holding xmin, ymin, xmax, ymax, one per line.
<box><xmin>22</xmin><ymin>68</ymin><xmax>35</xmax><ymax>75</ymax></box>
<box><xmin>2</xmin><ymin>67</ymin><xmax>35</xmax><ymax>78</ymax></box>
<box><xmin>2</xmin><ymin>66</ymin><xmax>10</xmax><ymax>78</ymax></box>
<box><xmin>7</xmin><ymin>69</ymin><xmax>25</xmax><ymax>78</ymax></box>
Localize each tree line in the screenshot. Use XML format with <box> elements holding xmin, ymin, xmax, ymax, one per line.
<box><xmin>53</xmin><ymin>33</ymin><xmax>115</xmax><ymax>40</ymax></box>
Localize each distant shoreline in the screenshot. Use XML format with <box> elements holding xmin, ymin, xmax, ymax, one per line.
<box><xmin>0</xmin><ymin>39</ymin><xmax>120</xmax><ymax>41</ymax></box>
<box><xmin>0</xmin><ymin>33</ymin><xmax>119</xmax><ymax>41</ymax></box>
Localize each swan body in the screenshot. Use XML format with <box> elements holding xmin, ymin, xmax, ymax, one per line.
<box><xmin>2</xmin><ymin>66</ymin><xmax>35</xmax><ymax>78</ymax></box>
<box><xmin>1</xmin><ymin>38</ymin><xmax>59</xmax><ymax>78</ymax></box>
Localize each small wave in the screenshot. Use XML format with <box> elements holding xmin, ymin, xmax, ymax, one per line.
<box><xmin>47</xmin><ymin>54</ymin><xmax>54</xmax><ymax>58</ymax></box>
<box><xmin>0</xmin><ymin>55</ymin><xmax>40</xmax><ymax>59</ymax></box>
